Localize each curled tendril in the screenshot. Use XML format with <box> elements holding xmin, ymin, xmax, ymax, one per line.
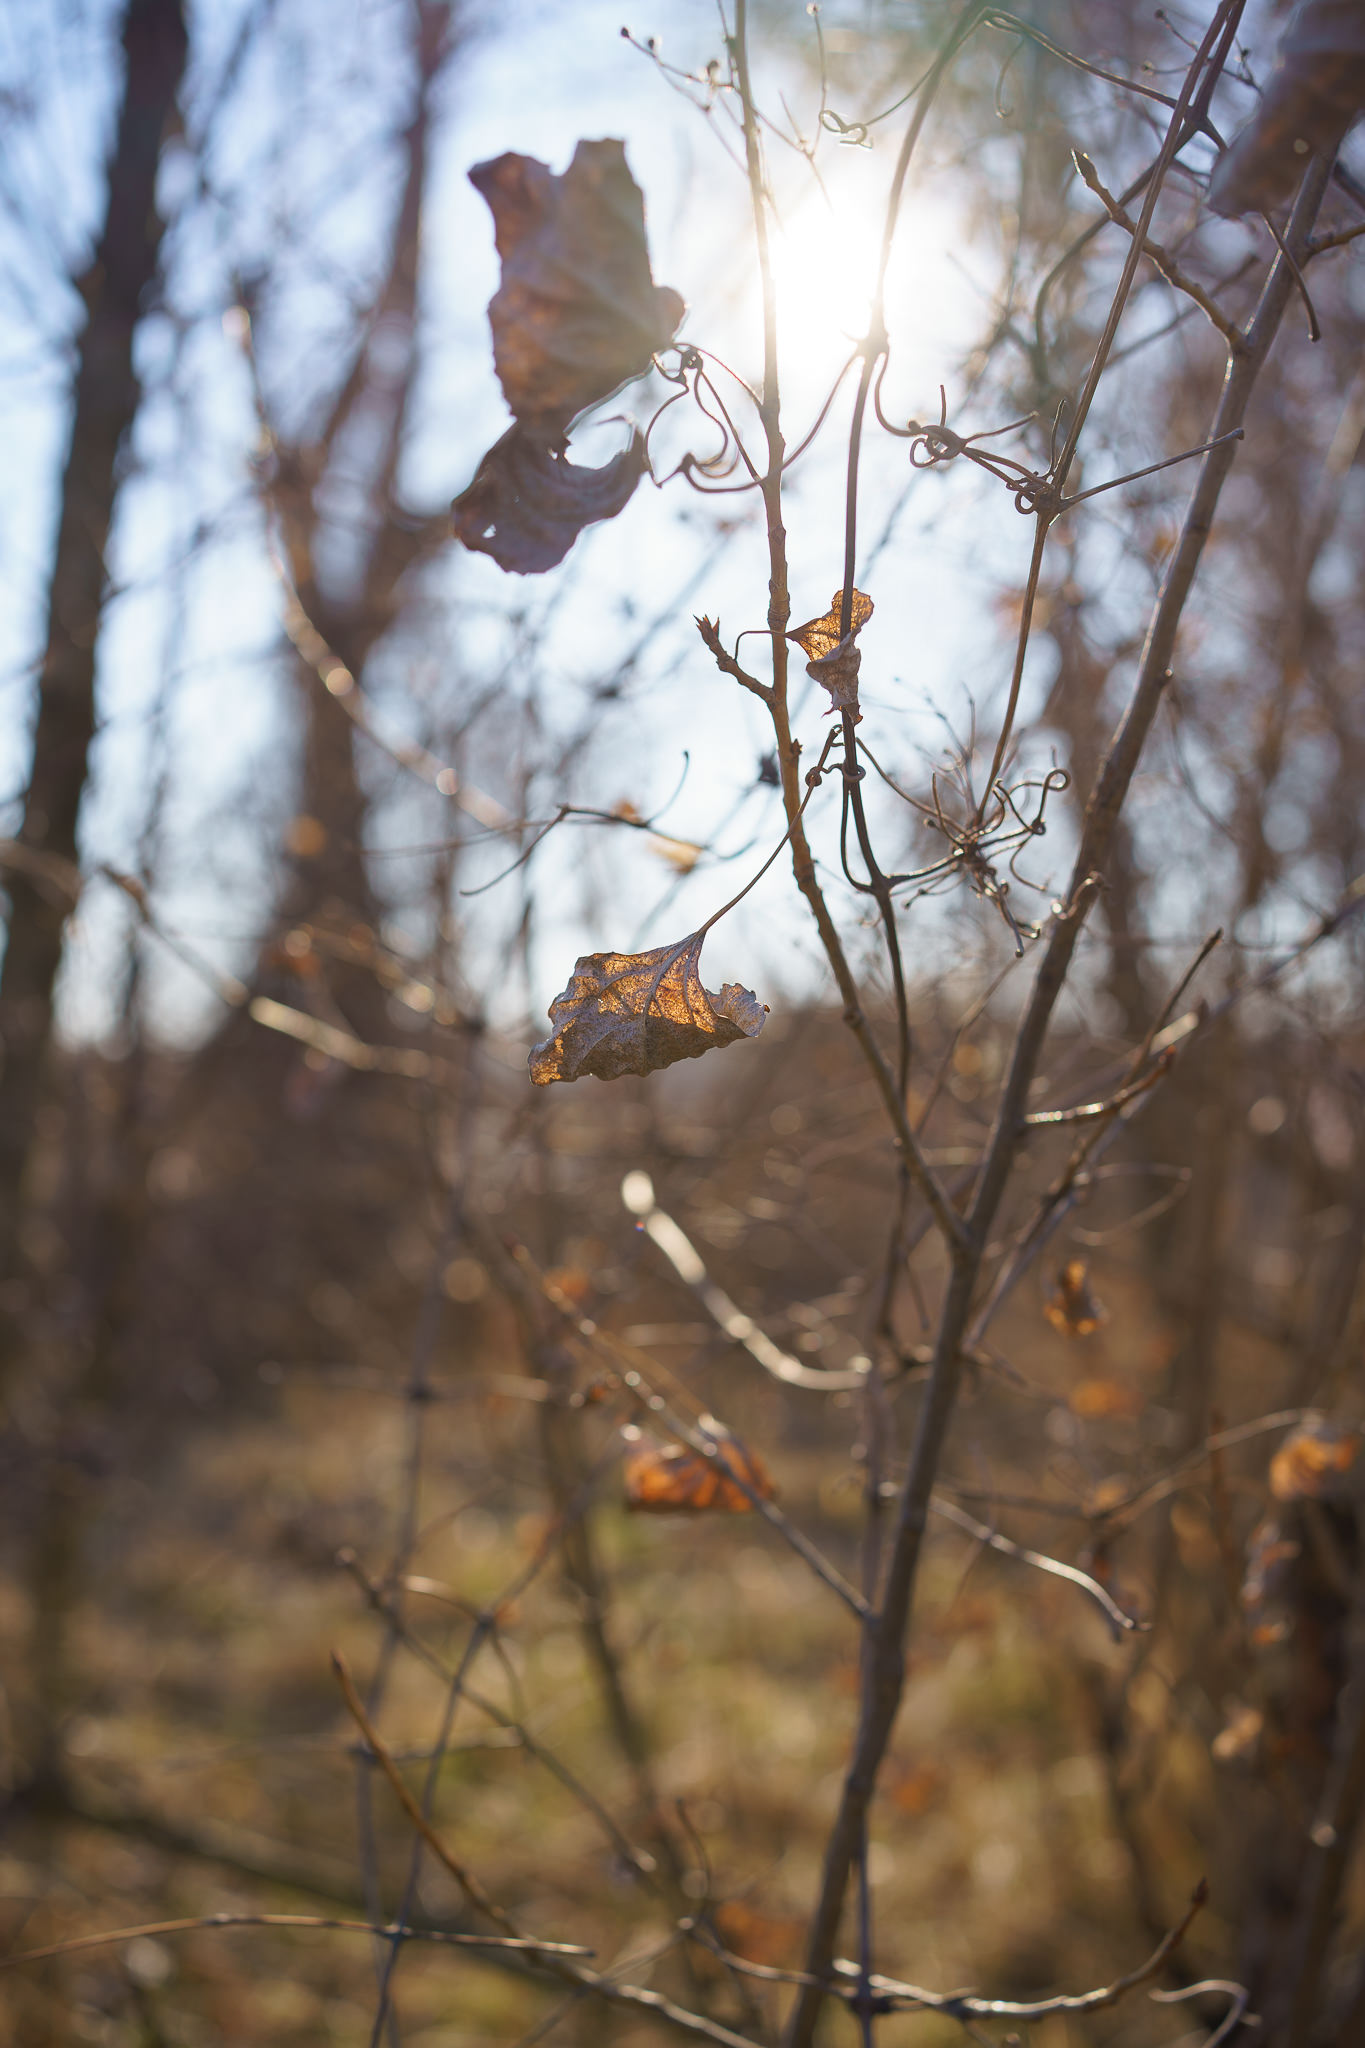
<box><xmin>871</xmin><ymin>367</ymin><xmax>1096</xmax><ymax>516</ymax></box>
<box><xmin>819</xmin><ymin>108</ymin><xmax>871</xmax><ymax>147</ymax></box>
<box><xmin>646</xmin><ymin>345</ymin><xmax>860</xmax><ymax>497</ymax></box>
<box><xmin>857</xmin><ymin>739</ymin><xmax>1069</xmax><ymax>954</ymax></box>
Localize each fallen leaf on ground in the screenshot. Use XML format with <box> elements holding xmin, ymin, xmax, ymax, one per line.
<box><xmin>529</xmin><ymin>933</ymin><xmax>767</xmax><ymax>1085</ymax></box>
<box><xmin>788</xmin><ymin>588</ymin><xmax>874</xmax><ymax>719</ymax></box>
<box><xmin>451</xmin><ymin>426</ymin><xmax>647</xmax><ymax>574</ymax></box>
<box><xmin>624</xmin><ymin>1436</ymin><xmax>775</xmax><ymax>1513</ymax></box>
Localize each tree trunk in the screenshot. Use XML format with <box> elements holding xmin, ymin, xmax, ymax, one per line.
<box><xmin>0</xmin><ymin>0</ymin><xmax>188</xmax><ymax>1316</ymax></box>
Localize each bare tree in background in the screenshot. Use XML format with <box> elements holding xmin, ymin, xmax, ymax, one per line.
<box><xmin>7</xmin><ymin>6</ymin><xmax>1365</xmax><ymax>2048</ymax></box>
<box><xmin>0</xmin><ymin>0</ymin><xmax>188</xmax><ymax>1338</ymax></box>
<box><xmin>239</xmin><ymin>0</ymin><xmax>460</xmax><ymax>1043</ymax></box>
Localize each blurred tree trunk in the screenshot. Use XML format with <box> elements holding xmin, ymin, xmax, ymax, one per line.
<box><xmin>246</xmin><ymin>0</ymin><xmax>455</xmax><ymax>1046</ymax></box>
<box><xmin>0</xmin><ymin>0</ymin><xmax>188</xmax><ymax>1324</ymax></box>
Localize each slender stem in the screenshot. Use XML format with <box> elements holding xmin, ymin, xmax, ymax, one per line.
<box><xmin>978</xmin><ymin>514</ymin><xmax>1050</xmax><ymax>821</ymax></box>
<box><xmin>733</xmin><ymin>0</ymin><xmax>963</xmax><ymax>1251</ymax></box>
<box><xmin>979</xmin><ymin>0</ymin><xmax>1245</xmax><ymax>820</ymax></box>
<box><xmin>1050</xmin><ymin>0</ymin><xmax>1245</xmax><ymax>489</ymax></box>
<box><xmin>783</xmin><ymin>142</ymin><xmax>1333</xmax><ymax>2048</ymax></box>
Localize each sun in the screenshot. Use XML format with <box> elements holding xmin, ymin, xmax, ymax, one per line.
<box><xmin>767</xmin><ymin>191</ymin><xmax>883</xmax><ymax>397</ymax></box>
<box><xmin>763</xmin><ymin>173</ymin><xmax>974</xmax><ymax>427</ymax></box>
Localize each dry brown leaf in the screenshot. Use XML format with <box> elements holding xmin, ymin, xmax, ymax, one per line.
<box><xmin>788</xmin><ymin>588</ymin><xmax>874</xmax><ymax>721</ymax></box>
<box><xmin>528</xmin><ymin>933</ymin><xmax>766</xmax><ymax>1086</ymax></box>
<box><xmin>454</xmin><ymin>139</ymin><xmax>681</xmax><ymax>575</ymax></box>
<box><xmin>451</xmin><ymin>426</ymin><xmax>647</xmax><ymax>575</ymax></box>
<box><xmin>1269</xmin><ymin>1415</ymin><xmax>1363</xmax><ymax>1502</ymax></box>
<box><xmin>623</xmin><ymin>1436</ymin><xmax>775</xmax><ymax>1513</ymax></box>
<box><xmin>1044</xmin><ymin>1258</ymin><xmax>1108</xmax><ymax>1338</ymax></box>
<box><xmin>470</xmin><ymin>139</ymin><xmax>684</xmax><ymax>436</ymax></box>
<box><xmin>1209</xmin><ymin>1</ymin><xmax>1365</xmax><ymax>216</ymax></box>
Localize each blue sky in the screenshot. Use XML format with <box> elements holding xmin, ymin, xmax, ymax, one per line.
<box><xmin>7</xmin><ymin>0</ymin><xmax>1322</xmax><ymax>1057</ymax></box>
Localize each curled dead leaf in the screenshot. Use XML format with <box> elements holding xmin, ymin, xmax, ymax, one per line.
<box><xmin>451</xmin><ymin>426</ymin><xmax>646</xmax><ymax>574</ymax></box>
<box><xmin>624</xmin><ymin>1435</ymin><xmax>775</xmax><ymax>1513</ymax></box>
<box><xmin>455</xmin><ymin>139</ymin><xmax>681</xmax><ymax>574</ymax></box>
<box><xmin>529</xmin><ymin>933</ymin><xmax>767</xmax><ymax>1086</ymax></box>
<box><xmin>471</xmin><ymin>139</ymin><xmax>684</xmax><ymax>436</ymax></box>
<box><xmin>788</xmin><ymin>588</ymin><xmax>874</xmax><ymax>721</ymax></box>
<box><xmin>1268</xmin><ymin>1414</ymin><xmax>1363</xmax><ymax>1502</ymax></box>
<box><xmin>1044</xmin><ymin>1259</ymin><xmax>1107</xmax><ymax>1338</ymax></box>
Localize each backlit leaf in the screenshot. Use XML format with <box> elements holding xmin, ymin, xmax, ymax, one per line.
<box><xmin>623</xmin><ymin>1436</ymin><xmax>775</xmax><ymax>1513</ymax></box>
<box><xmin>788</xmin><ymin>588</ymin><xmax>874</xmax><ymax>720</ymax></box>
<box><xmin>471</xmin><ymin>139</ymin><xmax>684</xmax><ymax>436</ymax></box>
<box><xmin>451</xmin><ymin>426</ymin><xmax>646</xmax><ymax>574</ymax></box>
<box><xmin>529</xmin><ymin>932</ymin><xmax>767</xmax><ymax>1086</ymax></box>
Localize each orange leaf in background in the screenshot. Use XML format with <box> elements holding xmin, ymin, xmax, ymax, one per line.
<box><xmin>285</xmin><ymin>815</ymin><xmax>328</xmax><ymax>859</ymax></box>
<box><xmin>650</xmin><ymin>835</ymin><xmax>703</xmax><ymax>875</ymax></box>
<box><xmin>887</xmin><ymin>1762</ymin><xmax>941</xmax><ymax>1816</ymax></box>
<box><xmin>572</xmin><ymin>1375</ymin><xmax>617</xmax><ymax>1408</ymax></box>
<box><xmin>545</xmin><ymin>1264</ymin><xmax>593</xmax><ymax>1306</ymax></box>
<box><xmin>1044</xmin><ymin>1259</ymin><xmax>1107</xmax><ymax>1338</ymax></box>
<box><xmin>1269</xmin><ymin>1416</ymin><xmax>1363</xmax><ymax>1502</ymax></box>
<box><xmin>787</xmin><ymin>588</ymin><xmax>874</xmax><ymax>720</ymax></box>
<box><xmin>1069</xmin><ymin>1377</ymin><xmax>1140</xmax><ymax>1421</ymax></box>
<box><xmin>453</xmin><ymin>138</ymin><xmax>683</xmax><ymax>575</ymax></box>
<box><xmin>713</xmin><ymin>1901</ymin><xmax>805</xmax><ymax>1968</ymax></box>
<box><xmin>624</xmin><ymin>1437</ymin><xmax>775</xmax><ymax>1514</ymax></box>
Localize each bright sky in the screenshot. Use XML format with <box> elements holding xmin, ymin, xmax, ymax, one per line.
<box><xmin>4</xmin><ymin>0</ymin><xmax>1246</xmax><ymax>1052</ymax></box>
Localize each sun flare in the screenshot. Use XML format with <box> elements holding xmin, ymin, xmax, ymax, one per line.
<box><xmin>768</xmin><ymin>195</ymin><xmax>882</xmax><ymax>392</ymax></box>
